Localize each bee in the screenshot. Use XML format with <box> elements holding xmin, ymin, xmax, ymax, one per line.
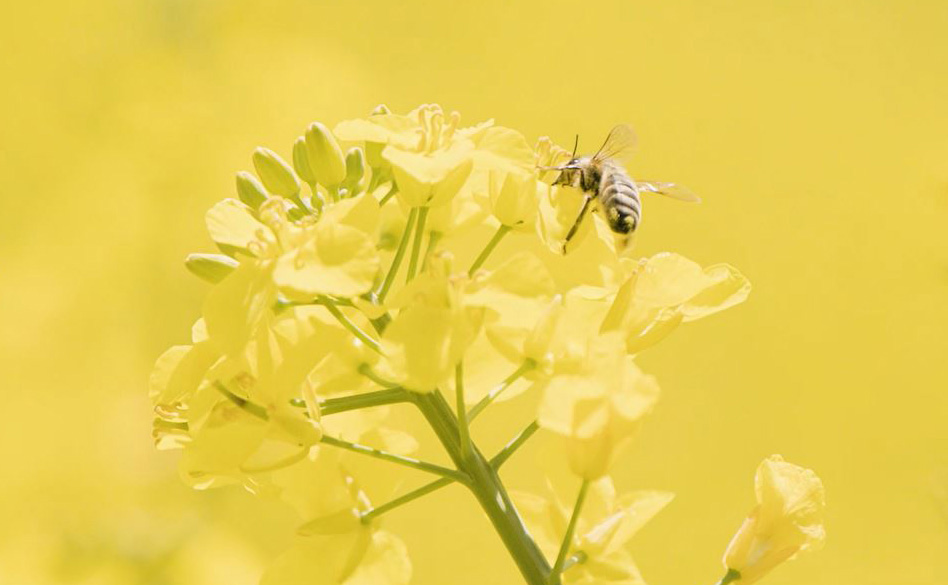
<box><xmin>543</xmin><ymin>124</ymin><xmax>700</xmax><ymax>250</ymax></box>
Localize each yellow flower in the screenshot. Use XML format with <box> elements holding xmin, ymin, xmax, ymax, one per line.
<box><xmin>537</xmin><ymin>334</ymin><xmax>660</xmax><ymax>479</ymax></box>
<box><xmin>721</xmin><ymin>455</ymin><xmax>826</xmax><ymax>584</ymax></box>
<box><xmin>263</xmin><ymin>458</ymin><xmax>412</xmax><ymax>585</ymax></box>
<box><xmin>378</xmin><ymin>254</ymin><xmax>484</xmax><ymax>392</ymax></box>
<box><xmin>514</xmin><ymin>477</ymin><xmax>673</xmax><ymax>585</ymax></box>
<box><xmin>601</xmin><ymin>252</ymin><xmax>750</xmax><ymax>353</ymax></box>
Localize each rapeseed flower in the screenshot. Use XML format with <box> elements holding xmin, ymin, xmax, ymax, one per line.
<box><xmin>149</xmin><ymin>104</ymin><xmax>796</xmax><ymax>585</ymax></box>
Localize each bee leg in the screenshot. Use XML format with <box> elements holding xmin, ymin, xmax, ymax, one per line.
<box><xmin>562</xmin><ymin>193</ymin><xmax>594</xmax><ymax>254</ymax></box>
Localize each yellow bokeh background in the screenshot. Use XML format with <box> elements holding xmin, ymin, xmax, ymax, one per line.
<box><xmin>2</xmin><ymin>1</ymin><xmax>947</xmax><ymax>584</ymax></box>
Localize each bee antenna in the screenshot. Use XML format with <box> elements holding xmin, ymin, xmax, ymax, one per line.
<box><xmin>570</xmin><ymin>134</ymin><xmax>579</xmax><ymax>159</ymax></box>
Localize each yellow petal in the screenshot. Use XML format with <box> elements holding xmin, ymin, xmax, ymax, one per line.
<box><xmin>274</xmin><ymin>222</ymin><xmax>380</xmax><ymax>298</ymax></box>
<box><xmin>205</xmin><ymin>198</ymin><xmax>272</xmax><ymax>255</ymax></box>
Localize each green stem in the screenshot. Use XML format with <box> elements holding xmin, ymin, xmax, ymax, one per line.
<box><xmin>361</xmin><ymin>476</ymin><xmax>453</xmax><ymax>524</ymax></box>
<box><xmin>357</xmin><ymin>363</ymin><xmax>399</xmax><ymax>388</ymax></box>
<box><xmin>359</xmin><ymin>421</ymin><xmax>542</xmax><ymax>522</ymax></box>
<box><xmin>318</xmin><ymin>388</ymin><xmax>409</xmax><ymax>416</ymax></box>
<box><xmin>468</xmin><ymin>224</ymin><xmax>512</xmax><ymax>275</ymax></box>
<box><xmin>468</xmin><ymin>359</ymin><xmax>535</xmax><ymax>421</ymax></box>
<box><xmin>456</xmin><ymin>362</ymin><xmax>472</xmax><ymax>457</ymax></box>
<box><xmin>421</xmin><ymin>230</ymin><xmax>443</xmax><ymax>272</ymax></box>
<box><xmin>490</xmin><ymin>420</ymin><xmax>539</xmax><ymax>470</ymax></box>
<box><xmin>318</xmin><ymin>295</ymin><xmax>383</xmax><ymax>354</ymax></box>
<box><xmin>551</xmin><ymin>479</ymin><xmax>590</xmax><ymax>583</ymax></box>
<box><xmin>319</xmin><ymin>435</ymin><xmax>466</xmax><ymax>482</ymax></box>
<box><xmin>715</xmin><ymin>569</ymin><xmax>742</xmax><ymax>585</ymax></box>
<box><xmin>377</xmin><ymin>207</ymin><xmax>418</xmax><ymax>302</ymax></box>
<box><xmin>406</xmin><ymin>206</ymin><xmax>429</xmax><ymax>282</ymax></box>
<box><xmin>412</xmin><ymin>392</ymin><xmax>551</xmax><ymax>585</ymax></box>
<box><xmin>379</xmin><ymin>184</ymin><xmax>399</xmax><ymax>206</ymax></box>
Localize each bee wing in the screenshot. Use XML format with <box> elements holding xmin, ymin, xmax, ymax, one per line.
<box><xmin>635</xmin><ymin>180</ymin><xmax>701</xmax><ymax>203</ymax></box>
<box><xmin>592</xmin><ymin>124</ymin><xmax>638</xmax><ymax>165</ymax></box>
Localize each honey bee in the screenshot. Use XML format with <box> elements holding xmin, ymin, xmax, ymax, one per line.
<box><xmin>543</xmin><ymin>124</ymin><xmax>700</xmax><ymax>250</ymax></box>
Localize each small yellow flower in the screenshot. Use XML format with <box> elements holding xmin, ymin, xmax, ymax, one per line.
<box><xmin>722</xmin><ymin>455</ymin><xmax>826</xmax><ymax>584</ymax></box>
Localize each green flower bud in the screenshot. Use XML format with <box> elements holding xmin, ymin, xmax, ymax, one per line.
<box><xmin>341</xmin><ymin>147</ymin><xmax>366</xmax><ymax>194</ymax></box>
<box><xmin>235</xmin><ymin>171</ymin><xmax>269</xmax><ymax>209</ymax></box>
<box><xmin>292</xmin><ymin>136</ymin><xmax>316</xmax><ymax>186</ymax></box>
<box><xmin>252</xmin><ymin>147</ymin><xmax>300</xmax><ymax>197</ymax></box>
<box><xmin>184</xmin><ymin>253</ymin><xmax>239</xmax><ymax>283</ymax></box>
<box><xmin>304</xmin><ymin>122</ymin><xmax>347</xmax><ymax>187</ymax></box>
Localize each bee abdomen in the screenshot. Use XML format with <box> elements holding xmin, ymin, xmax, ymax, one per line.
<box><xmin>599</xmin><ymin>171</ymin><xmax>641</xmax><ymax>234</ymax></box>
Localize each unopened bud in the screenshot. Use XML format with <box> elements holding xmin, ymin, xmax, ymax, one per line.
<box><xmin>341</xmin><ymin>147</ymin><xmax>366</xmax><ymax>194</ymax></box>
<box><xmin>185</xmin><ymin>253</ymin><xmax>239</xmax><ymax>283</ymax></box>
<box><xmin>370</xmin><ymin>104</ymin><xmax>391</xmax><ymax>116</ymax></box>
<box><xmin>304</xmin><ymin>122</ymin><xmax>347</xmax><ymax>187</ymax></box>
<box><xmin>252</xmin><ymin>147</ymin><xmax>300</xmax><ymax>197</ymax></box>
<box><xmin>235</xmin><ymin>171</ymin><xmax>269</xmax><ymax>209</ymax></box>
<box><xmin>292</xmin><ymin>136</ymin><xmax>316</xmax><ymax>186</ymax></box>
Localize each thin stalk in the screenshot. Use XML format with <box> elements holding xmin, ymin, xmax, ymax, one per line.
<box><xmin>357</xmin><ymin>363</ymin><xmax>399</xmax><ymax>388</ymax></box>
<box><xmin>456</xmin><ymin>362</ymin><xmax>472</xmax><ymax>457</ymax></box>
<box><xmin>551</xmin><ymin>479</ymin><xmax>590</xmax><ymax>583</ymax></box>
<box><xmin>361</xmin><ymin>476</ymin><xmax>453</xmax><ymax>524</ymax></box>
<box><xmin>379</xmin><ymin>184</ymin><xmax>399</xmax><ymax>206</ymax></box>
<box><xmin>468</xmin><ymin>359</ymin><xmax>536</xmax><ymax>421</ymax></box>
<box><xmin>405</xmin><ymin>206</ymin><xmax>429</xmax><ymax>282</ymax></box>
<box><xmin>318</xmin><ymin>295</ymin><xmax>383</xmax><ymax>354</ymax></box>
<box><xmin>468</xmin><ymin>224</ymin><xmax>512</xmax><ymax>275</ymax></box>
<box><xmin>377</xmin><ymin>207</ymin><xmax>418</xmax><ymax>302</ymax></box>
<box><xmin>421</xmin><ymin>230</ymin><xmax>443</xmax><ymax>272</ymax></box>
<box><xmin>490</xmin><ymin>420</ymin><xmax>539</xmax><ymax>470</ymax></box>
<box><xmin>318</xmin><ymin>388</ymin><xmax>409</xmax><ymax>416</ymax></box>
<box><xmin>320</xmin><ymin>435</ymin><xmax>466</xmax><ymax>482</ymax></box>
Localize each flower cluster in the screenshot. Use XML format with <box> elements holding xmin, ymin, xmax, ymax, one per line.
<box><xmin>150</xmin><ymin>104</ymin><xmax>823</xmax><ymax>585</ymax></box>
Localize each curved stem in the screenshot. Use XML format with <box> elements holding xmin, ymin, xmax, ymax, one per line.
<box><xmin>318</xmin><ymin>295</ymin><xmax>383</xmax><ymax>354</ymax></box>
<box><xmin>551</xmin><ymin>479</ymin><xmax>590</xmax><ymax>583</ymax></box>
<box><xmin>456</xmin><ymin>362</ymin><xmax>472</xmax><ymax>457</ymax></box>
<box><xmin>378</xmin><ymin>207</ymin><xmax>418</xmax><ymax>302</ymax></box>
<box><xmin>468</xmin><ymin>224</ymin><xmax>512</xmax><ymax>275</ymax></box>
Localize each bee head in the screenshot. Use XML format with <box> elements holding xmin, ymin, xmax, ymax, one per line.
<box><xmin>551</xmin><ymin>160</ymin><xmax>580</xmax><ymax>187</ymax></box>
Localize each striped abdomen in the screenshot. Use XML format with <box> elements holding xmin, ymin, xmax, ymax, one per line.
<box><xmin>598</xmin><ymin>164</ymin><xmax>641</xmax><ymax>234</ymax></box>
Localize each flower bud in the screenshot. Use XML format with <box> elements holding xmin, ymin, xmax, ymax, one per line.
<box><xmin>370</xmin><ymin>103</ymin><xmax>391</xmax><ymax>115</ymax></box>
<box><xmin>488</xmin><ymin>171</ymin><xmax>539</xmax><ymax>230</ymax></box>
<box><xmin>304</xmin><ymin>122</ymin><xmax>347</xmax><ymax>187</ymax></box>
<box><xmin>235</xmin><ymin>171</ymin><xmax>269</xmax><ymax>209</ymax></box>
<box><xmin>292</xmin><ymin>136</ymin><xmax>316</xmax><ymax>186</ymax></box>
<box><xmin>341</xmin><ymin>147</ymin><xmax>366</xmax><ymax>194</ymax></box>
<box><xmin>722</xmin><ymin>455</ymin><xmax>826</xmax><ymax>584</ymax></box>
<box><xmin>252</xmin><ymin>147</ymin><xmax>301</xmax><ymax>197</ymax></box>
<box><xmin>184</xmin><ymin>253</ymin><xmax>239</xmax><ymax>283</ymax></box>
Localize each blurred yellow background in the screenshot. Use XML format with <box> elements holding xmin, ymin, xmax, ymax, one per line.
<box><xmin>2</xmin><ymin>1</ymin><xmax>947</xmax><ymax>584</ymax></box>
